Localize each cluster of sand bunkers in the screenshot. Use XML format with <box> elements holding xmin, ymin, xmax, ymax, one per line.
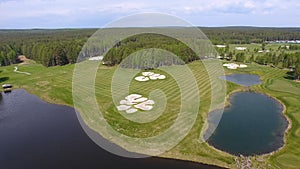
<box><xmin>117</xmin><ymin>71</ymin><xmax>167</xmax><ymax>114</ymax></box>
<box><xmin>135</xmin><ymin>72</ymin><xmax>166</xmax><ymax>82</ymax></box>
<box><xmin>117</xmin><ymin>94</ymin><xmax>155</xmax><ymax>114</ymax></box>
<box><xmin>223</xmin><ymin>63</ymin><xmax>248</xmax><ymax>69</ymax></box>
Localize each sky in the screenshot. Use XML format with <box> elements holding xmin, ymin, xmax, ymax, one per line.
<box><xmin>0</xmin><ymin>0</ymin><xmax>299</xmax><ymax>29</ymax></box>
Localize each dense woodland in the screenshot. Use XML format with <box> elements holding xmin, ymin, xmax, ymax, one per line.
<box><xmin>0</xmin><ymin>29</ymin><xmax>95</xmax><ymax>66</ymax></box>
<box><xmin>0</xmin><ymin>27</ymin><xmax>300</xmax><ymax>78</ymax></box>
<box><xmin>203</xmin><ymin>27</ymin><xmax>300</xmax><ymax>44</ymax></box>
<box><xmin>103</xmin><ymin>33</ymin><xmax>198</xmax><ymax>69</ymax></box>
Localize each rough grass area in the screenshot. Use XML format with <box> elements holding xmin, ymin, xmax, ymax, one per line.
<box><xmin>1</xmin><ymin>60</ymin><xmax>299</xmax><ymax>168</ymax></box>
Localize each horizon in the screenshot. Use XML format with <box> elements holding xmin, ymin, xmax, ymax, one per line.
<box><xmin>1</xmin><ymin>26</ymin><xmax>300</xmax><ymax>30</ymax></box>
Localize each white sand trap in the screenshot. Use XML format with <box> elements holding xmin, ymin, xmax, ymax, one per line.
<box><xmin>126</xmin><ymin>108</ymin><xmax>138</xmax><ymax>114</ymax></box>
<box><xmin>158</xmin><ymin>75</ymin><xmax>166</xmax><ymax>79</ymax></box>
<box><xmin>227</xmin><ymin>66</ymin><xmax>238</xmax><ymax>69</ymax></box>
<box><xmin>88</xmin><ymin>56</ymin><xmax>103</xmax><ymax>61</ymax></box>
<box><xmin>142</xmin><ymin>100</ymin><xmax>155</xmax><ymax>105</ymax></box>
<box><xmin>135</xmin><ymin>76</ymin><xmax>149</xmax><ymax>82</ymax></box>
<box><xmin>117</xmin><ymin>105</ymin><xmax>131</xmax><ymax>111</ymax></box>
<box><xmin>134</xmin><ymin>102</ymin><xmax>154</xmax><ymax>111</ymax></box>
<box><xmin>152</xmin><ymin>74</ymin><xmax>160</xmax><ymax>77</ymax></box>
<box><xmin>117</xmin><ymin>94</ymin><xmax>155</xmax><ymax>113</ymax></box>
<box><xmin>239</xmin><ymin>64</ymin><xmax>248</xmax><ymax>68</ymax></box>
<box><xmin>142</xmin><ymin>72</ymin><xmax>154</xmax><ymax>76</ymax></box>
<box><xmin>223</xmin><ymin>63</ymin><xmax>241</xmax><ymax>69</ymax></box>
<box><xmin>149</xmin><ymin>74</ymin><xmax>162</xmax><ymax>80</ymax></box>
<box><xmin>135</xmin><ymin>72</ymin><xmax>166</xmax><ymax>82</ymax></box>
<box><xmin>120</xmin><ymin>100</ymin><xmax>133</xmax><ymax>105</ymax></box>
<box><xmin>216</xmin><ymin>45</ymin><xmax>226</xmax><ymax>48</ymax></box>
<box><xmin>125</xmin><ymin>94</ymin><xmax>142</xmax><ymax>101</ymax></box>
<box><xmin>149</xmin><ymin>76</ymin><xmax>159</xmax><ymax>80</ymax></box>
<box><xmin>132</xmin><ymin>97</ymin><xmax>148</xmax><ymax>103</ymax></box>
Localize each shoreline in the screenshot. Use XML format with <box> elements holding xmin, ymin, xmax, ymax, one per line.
<box><xmin>202</xmin><ymin>87</ymin><xmax>291</xmax><ymax>159</ymax></box>
<box><xmin>254</xmin><ymin>90</ymin><xmax>292</xmax><ymax>158</ymax></box>
<box><xmin>6</xmin><ymin>88</ymin><xmax>226</xmax><ymax>169</ymax></box>
<box><xmin>199</xmin><ymin>88</ymin><xmax>243</xmax><ymax>143</ymax></box>
<box><xmin>7</xmin><ymin>76</ymin><xmax>292</xmax><ymax>168</ymax></box>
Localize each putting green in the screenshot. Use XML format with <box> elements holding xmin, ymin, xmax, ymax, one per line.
<box><xmin>268</xmin><ymin>79</ymin><xmax>300</xmax><ymax>95</ymax></box>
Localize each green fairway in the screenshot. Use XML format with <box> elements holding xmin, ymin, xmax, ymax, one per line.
<box><xmin>1</xmin><ymin>60</ymin><xmax>300</xmax><ymax>168</ymax></box>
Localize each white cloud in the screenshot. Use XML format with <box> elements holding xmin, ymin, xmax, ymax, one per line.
<box><xmin>0</xmin><ymin>0</ymin><xmax>299</xmax><ymax>28</ymax></box>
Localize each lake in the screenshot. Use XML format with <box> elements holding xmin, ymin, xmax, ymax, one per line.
<box><xmin>220</xmin><ymin>74</ymin><xmax>262</xmax><ymax>86</ymax></box>
<box><xmin>205</xmin><ymin>92</ymin><xmax>289</xmax><ymax>156</ymax></box>
<box><xmin>0</xmin><ymin>89</ymin><xmax>221</xmax><ymax>169</ymax></box>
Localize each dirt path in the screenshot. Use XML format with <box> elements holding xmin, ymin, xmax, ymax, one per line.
<box><xmin>14</xmin><ymin>66</ymin><xmax>31</xmax><ymax>75</ymax></box>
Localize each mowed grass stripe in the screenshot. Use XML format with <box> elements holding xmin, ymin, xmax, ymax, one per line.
<box><xmin>4</xmin><ymin>60</ymin><xmax>300</xmax><ymax>168</ymax></box>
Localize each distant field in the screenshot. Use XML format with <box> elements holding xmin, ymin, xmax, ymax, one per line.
<box><xmin>1</xmin><ymin>60</ymin><xmax>300</xmax><ymax>168</ymax></box>
<box><xmin>216</xmin><ymin>43</ymin><xmax>300</xmax><ymax>61</ymax></box>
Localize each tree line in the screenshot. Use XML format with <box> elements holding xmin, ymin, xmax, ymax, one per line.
<box><xmin>0</xmin><ymin>29</ymin><xmax>94</xmax><ymax>66</ymax></box>
<box><xmin>0</xmin><ymin>27</ymin><xmax>300</xmax><ymax>79</ymax></box>
<box><xmin>103</xmin><ymin>33</ymin><xmax>198</xmax><ymax>69</ymax></box>
<box><xmin>201</xmin><ymin>27</ymin><xmax>300</xmax><ymax>44</ymax></box>
<box><xmin>215</xmin><ymin>43</ymin><xmax>300</xmax><ymax>80</ymax></box>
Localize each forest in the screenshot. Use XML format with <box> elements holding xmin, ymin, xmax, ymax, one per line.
<box><xmin>102</xmin><ymin>33</ymin><xmax>198</xmax><ymax>69</ymax></box>
<box><xmin>0</xmin><ymin>27</ymin><xmax>300</xmax><ymax>78</ymax></box>
<box><xmin>202</xmin><ymin>27</ymin><xmax>300</xmax><ymax>44</ymax></box>
<box><xmin>0</xmin><ymin>29</ymin><xmax>95</xmax><ymax>66</ymax></box>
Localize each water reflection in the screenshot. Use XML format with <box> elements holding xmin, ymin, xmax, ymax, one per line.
<box><xmin>0</xmin><ymin>89</ymin><xmax>221</xmax><ymax>169</ymax></box>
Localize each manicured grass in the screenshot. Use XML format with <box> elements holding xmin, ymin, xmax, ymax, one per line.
<box><xmin>268</xmin><ymin>79</ymin><xmax>300</xmax><ymax>96</ymax></box>
<box><xmin>0</xmin><ymin>64</ymin><xmax>74</xmax><ymax>105</ymax></box>
<box><xmin>220</xmin><ymin>43</ymin><xmax>300</xmax><ymax>61</ymax></box>
<box><xmin>1</xmin><ymin>60</ymin><xmax>300</xmax><ymax>168</ymax></box>
<box><xmin>223</xmin><ymin>63</ymin><xmax>300</xmax><ymax>168</ymax></box>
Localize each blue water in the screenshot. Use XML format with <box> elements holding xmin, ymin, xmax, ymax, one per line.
<box><xmin>0</xmin><ymin>89</ymin><xmax>221</xmax><ymax>169</ymax></box>
<box><xmin>205</xmin><ymin>92</ymin><xmax>288</xmax><ymax>156</ymax></box>
<box><xmin>220</xmin><ymin>74</ymin><xmax>262</xmax><ymax>86</ymax></box>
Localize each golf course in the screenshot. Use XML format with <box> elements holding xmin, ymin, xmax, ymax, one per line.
<box><xmin>1</xmin><ymin>57</ymin><xmax>299</xmax><ymax>168</ymax></box>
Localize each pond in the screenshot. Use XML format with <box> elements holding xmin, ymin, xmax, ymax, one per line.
<box><xmin>205</xmin><ymin>92</ymin><xmax>289</xmax><ymax>156</ymax></box>
<box><xmin>0</xmin><ymin>89</ymin><xmax>221</xmax><ymax>169</ymax></box>
<box><xmin>220</xmin><ymin>74</ymin><xmax>262</xmax><ymax>86</ymax></box>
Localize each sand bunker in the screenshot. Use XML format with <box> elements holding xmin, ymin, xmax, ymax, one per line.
<box><xmin>134</xmin><ymin>76</ymin><xmax>149</xmax><ymax>81</ymax></box>
<box><xmin>142</xmin><ymin>72</ymin><xmax>154</xmax><ymax>76</ymax></box>
<box><xmin>117</xmin><ymin>94</ymin><xmax>155</xmax><ymax>113</ymax></box>
<box><xmin>135</xmin><ymin>72</ymin><xmax>166</xmax><ymax>82</ymax></box>
<box><xmin>223</xmin><ymin>63</ymin><xmax>248</xmax><ymax>69</ymax></box>
<box><xmin>17</xmin><ymin>55</ymin><xmax>35</xmax><ymax>65</ymax></box>
<box><xmin>88</xmin><ymin>56</ymin><xmax>104</xmax><ymax>61</ymax></box>
<box><xmin>134</xmin><ymin>100</ymin><xmax>154</xmax><ymax>110</ymax></box>
<box><xmin>117</xmin><ymin>105</ymin><xmax>131</xmax><ymax>111</ymax></box>
<box><xmin>239</xmin><ymin>64</ymin><xmax>248</xmax><ymax>68</ymax></box>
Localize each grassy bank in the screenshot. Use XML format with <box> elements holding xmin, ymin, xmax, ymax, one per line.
<box><xmin>1</xmin><ymin>60</ymin><xmax>299</xmax><ymax>168</ymax></box>
<box><xmin>223</xmin><ymin>63</ymin><xmax>300</xmax><ymax>168</ymax></box>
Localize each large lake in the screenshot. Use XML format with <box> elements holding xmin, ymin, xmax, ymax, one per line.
<box><xmin>205</xmin><ymin>92</ymin><xmax>289</xmax><ymax>156</ymax></box>
<box><xmin>0</xmin><ymin>89</ymin><xmax>221</xmax><ymax>169</ymax></box>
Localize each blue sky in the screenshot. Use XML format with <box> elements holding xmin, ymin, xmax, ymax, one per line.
<box><xmin>0</xmin><ymin>0</ymin><xmax>299</xmax><ymax>28</ymax></box>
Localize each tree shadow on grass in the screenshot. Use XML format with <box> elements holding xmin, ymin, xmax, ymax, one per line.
<box><xmin>0</xmin><ymin>77</ymin><xmax>9</xmax><ymax>83</ymax></box>
<box><xmin>284</xmin><ymin>71</ymin><xmax>295</xmax><ymax>80</ymax></box>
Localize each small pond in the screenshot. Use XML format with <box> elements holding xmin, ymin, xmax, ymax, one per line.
<box><xmin>0</xmin><ymin>89</ymin><xmax>221</xmax><ymax>169</ymax></box>
<box><xmin>205</xmin><ymin>92</ymin><xmax>289</xmax><ymax>156</ymax></box>
<box><xmin>220</xmin><ymin>74</ymin><xmax>262</xmax><ymax>86</ymax></box>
